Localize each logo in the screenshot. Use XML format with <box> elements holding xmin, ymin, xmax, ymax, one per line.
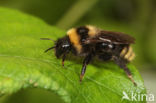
<box><xmin>122</xmin><ymin>91</ymin><xmax>154</xmax><ymax>102</ymax></box>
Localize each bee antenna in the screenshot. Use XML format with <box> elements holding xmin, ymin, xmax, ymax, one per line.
<box><xmin>44</xmin><ymin>46</ymin><xmax>56</xmax><ymax>53</ymax></box>
<box><xmin>40</xmin><ymin>38</ymin><xmax>56</xmax><ymax>43</ymax></box>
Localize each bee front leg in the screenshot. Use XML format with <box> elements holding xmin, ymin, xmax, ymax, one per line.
<box><xmin>114</xmin><ymin>57</ymin><xmax>137</xmax><ymax>86</ymax></box>
<box><xmin>62</xmin><ymin>54</ymin><xmax>66</xmax><ymax>67</ymax></box>
<box><xmin>80</xmin><ymin>53</ymin><xmax>93</xmax><ymax>82</ymax></box>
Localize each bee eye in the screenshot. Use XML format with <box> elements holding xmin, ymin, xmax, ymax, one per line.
<box><xmin>62</xmin><ymin>44</ymin><xmax>70</xmax><ymax>48</ymax></box>
<box><xmin>77</xmin><ymin>27</ymin><xmax>89</xmax><ymax>35</ymax></box>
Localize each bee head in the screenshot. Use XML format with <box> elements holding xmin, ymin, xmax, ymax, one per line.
<box><xmin>55</xmin><ymin>36</ymin><xmax>71</xmax><ymax>58</ymax></box>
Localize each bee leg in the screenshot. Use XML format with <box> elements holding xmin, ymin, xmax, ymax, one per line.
<box><xmin>114</xmin><ymin>57</ymin><xmax>137</xmax><ymax>86</ymax></box>
<box><xmin>80</xmin><ymin>54</ymin><xmax>93</xmax><ymax>82</ymax></box>
<box><xmin>62</xmin><ymin>54</ymin><xmax>66</xmax><ymax>67</ymax></box>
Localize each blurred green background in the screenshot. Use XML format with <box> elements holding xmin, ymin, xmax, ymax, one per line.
<box><xmin>0</xmin><ymin>0</ymin><xmax>155</xmax><ymax>103</ymax></box>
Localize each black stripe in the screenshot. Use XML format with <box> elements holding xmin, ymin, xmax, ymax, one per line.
<box><xmin>76</xmin><ymin>26</ymin><xmax>89</xmax><ymax>43</ymax></box>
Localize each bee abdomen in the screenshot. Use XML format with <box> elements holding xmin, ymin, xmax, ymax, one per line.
<box><xmin>120</xmin><ymin>46</ymin><xmax>135</xmax><ymax>61</ymax></box>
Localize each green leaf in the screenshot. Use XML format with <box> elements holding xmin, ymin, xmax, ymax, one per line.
<box><xmin>0</xmin><ymin>7</ymin><xmax>146</xmax><ymax>103</ymax></box>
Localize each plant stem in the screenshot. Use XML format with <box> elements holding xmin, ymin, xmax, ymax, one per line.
<box><xmin>56</xmin><ymin>0</ymin><xmax>98</xmax><ymax>29</ymax></box>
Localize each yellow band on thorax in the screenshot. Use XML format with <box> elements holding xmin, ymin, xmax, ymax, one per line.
<box><xmin>67</xmin><ymin>28</ymin><xmax>82</xmax><ymax>54</ymax></box>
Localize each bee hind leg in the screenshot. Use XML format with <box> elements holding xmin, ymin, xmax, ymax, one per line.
<box><xmin>114</xmin><ymin>57</ymin><xmax>137</xmax><ymax>86</ymax></box>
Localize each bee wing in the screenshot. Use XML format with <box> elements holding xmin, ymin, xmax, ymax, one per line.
<box><xmin>85</xmin><ymin>30</ymin><xmax>135</xmax><ymax>44</ymax></box>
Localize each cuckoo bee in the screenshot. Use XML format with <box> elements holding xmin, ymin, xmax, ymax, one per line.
<box><xmin>41</xmin><ymin>25</ymin><xmax>136</xmax><ymax>86</ymax></box>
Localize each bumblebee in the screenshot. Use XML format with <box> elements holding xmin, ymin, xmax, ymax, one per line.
<box><xmin>41</xmin><ymin>25</ymin><xmax>136</xmax><ymax>86</ymax></box>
